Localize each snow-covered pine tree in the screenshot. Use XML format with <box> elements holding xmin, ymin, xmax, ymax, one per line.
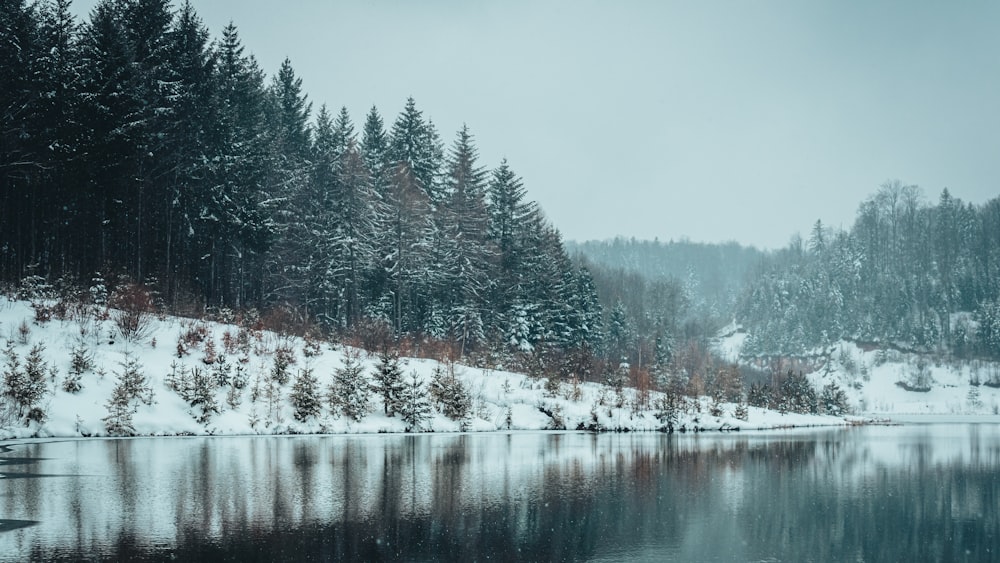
<box><xmin>188</xmin><ymin>366</ymin><xmax>218</xmax><ymax>424</ymax></box>
<box><xmin>399</xmin><ymin>371</ymin><xmax>432</xmax><ymax>432</ymax></box>
<box><xmin>429</xmin><ymin>362</ymin><xmax>471</xmax><ymax>423</ymax></box>
<box><xmin>372</xmin><ymin>350</ymin><xmax>405</xmax><ymax>416</ymax></box>
<box><xmin>262</xmin><ymin>56</ymin><xmax>314</xmax><ymax>311</ymax></box>
<box><xmin>486</xmin><ymin>161</ymin><xmax>537</xmax><ymax>328</ymax></box>
<box><xmin>102</xmin><ymin>353</ymin><xmax>153</xmax><ymax>435</ymax></box>
<box><xmin>361</xmin><ymin>105</ymin><xmax>390</xmax><ymax>197</ymax></box>
<box><xmin>388</xmin><ymin>97</ymin><xmax>443</xmax><ymax>203</ymax></box>
<box><xmin>820</xmin><ymin>381</ymin><xmax>849</xmax><ymax>415</ymax></box>
<box><xmin>2</xmin><ymin>342</ymin><xmax>49</xmax><ymax>423</ymax></box>
<box><xmin>438</xmin><ymin>125</ymin><xmax>493</xmax><ymax>354</ymax></box>
<box><xmin>329</xmin><ymin>350</ymin><xmax>369</xmax><ymax>422</ymax></box>
<box><xmin>271</xmin><ymin>346</ymin><xmax>294</xmax><ymax>386</ymax></box>
<box><xmin>290</xmin><ymin>367</ymin><xmax>321</xmax><ymax>422</ymax></box>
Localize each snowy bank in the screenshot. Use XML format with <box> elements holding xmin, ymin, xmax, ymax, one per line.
<box><xmin>715</xmin><ymin>329</ymin><xmax>1000</xmax><ymax>420</ymax></box>
<box><xmin>0</xmin><ymin>298</ymin><xmax>847</xmax><ymax>439</ymax></box>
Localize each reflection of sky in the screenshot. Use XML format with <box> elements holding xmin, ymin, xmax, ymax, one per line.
<box><xmin>1</xmin><ymin>427</ymin><xmax>999</xmax><ymax>561</ymax></box>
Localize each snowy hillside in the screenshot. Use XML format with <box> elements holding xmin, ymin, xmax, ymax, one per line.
<box><xmin>716</xmin><ymin>329</ymin><xmax>1000</xmax><ymax>417</ymax></box>
<box><xmin>0</xmin><ymin>298</ymin><xmax>845</xmax><ymax>439</ymax></box>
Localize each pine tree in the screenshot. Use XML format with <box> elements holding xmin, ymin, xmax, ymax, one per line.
<box><xmin>372</xmin><ymin>350</ymin><xmax>405</xmax><ymax>416</ymax></box>
<box><xmin>2</xmin><ymin>342</ymin><xmax>49</xmax><ymax>422</ymax></box>
<box><xmin>290</xmin><ymin>367</ymin><xmax>321</xmax><ymax>422</ymax></box>
<box><xmin>439</xmin><ymin>125</ymin><xmax>493</xmax><ymax>354</ymax></box>
<box><xmin>820</xmin><ymin>382</ymin><xmax>849</xmax><ymax>415</ymax></box>
<box><xmin>271</xmin><ymin>346</ymin><xmax>293</xmax><ymax>386</ymax></box>
<box><xmin>361</xmin><ymin>105</ymin><xmax>390</xmax><ymax>197</ymax></box>
<box><xmin>429</xmin><ymin>362</ymin><xmax>471</xmax><ymax>423</ymax></box>
<box><xmin>329</xmin><ymin>350</ymin><xmax>369</xmax><ymax>421</ymax></box>
<box><xmin>388</xmin><ymin>97</ymin><xmax>442</xmax><ymax>202</ymax></box>
<box><xmin>269</xmin><ymin>57</ymin><xmax>312</xmax><ymax>157</ymax></box>
<box><xmin>102</xmin><ymin>353</ymin><xmax>153</xmax><ymax>435</ymax></box>
<box><xmin>187</xmin><ymin>366</ymin><xmax>218</xmax><ymax>424</ymax></box>
<box><xmin>399</xmin><ymin>371</ymin><xmax>431</xmax><ymax>432</ymax></box>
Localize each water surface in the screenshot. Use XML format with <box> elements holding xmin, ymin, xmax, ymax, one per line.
<box><xmin>0</xmin><ymin>426</ymin><xmax>997</xmax><ymax>561</ymax></box>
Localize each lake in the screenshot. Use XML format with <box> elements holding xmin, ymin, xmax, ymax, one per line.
<box><xmin>1</xmin><ymin>425</ymin><xmax>998</xmax><ymax>562</ymax></box>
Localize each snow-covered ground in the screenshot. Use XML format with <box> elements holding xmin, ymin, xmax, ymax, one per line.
<box><xmin>0</xmin><ymin>298</ymin><xmax>846</xmax><ymax>439</ymax></box>
<box><xmin>714</xmin><ymin>329</ymin><xmax>1000</xmax><ymax>420</ymax></box>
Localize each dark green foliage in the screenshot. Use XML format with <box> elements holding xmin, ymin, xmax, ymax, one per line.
<box><xmin>429</xmin><ymin>363</ymin><xmax>471</xmax><ymax>423</ymax></box>
<box><xmin>399</xmin><ymin>371</ymin><xmax>432</xmax><ymax>432</ymax></box>
<box><xmin>738</xmin><ymin>182</ymin><xmax>1000</xmax><ymax>358</ymax></box>
<box><xmin>330</xmin><ymin>350</ymin><xmax>369</xmax><ymax>422</ymax></box>
<box><xmin>69</xmin><ymin>342</ymin><xmax>93</xmax><ymax>377</ymax></box>
<box><xmin>187</xmin><ymin>366</ymin><xmax>218</xmax><ymax>424</ymax></box>
<box><xmin>290</xmin><ymin>367</ymin><xmax>321</xmax><ymax>422</ymax></box>
<box><xmin>372</xmin><ymin>351</ymin><xmax>405</xmax><ymax>416</ymax></box>
<box><xmin>777</xmin><ymin>371</ymin><xmax>818</xmax><ymax>414</ymax></box>
<box><xmin>102</xmin><ymin>353</ymin><xmax>153</xmax><ymax>436</ymax></box>
<box><xmin>2</xmin><ymin>342</ymin><xmax>49</xmax><ymax>423</ymax></box>
<box><xmin>820</xmin><ymin>382</ymin><xmax>849</xmax><ymax>415</ymax></box>
<box><xmin>747</xmin><ymin>382</ymin><xmax>771</xmax><ymax>409</ymax></box>
<box><xmin>975</xmin><ymin>300</ymin><xmax>1000</xmax><ymax>358</ymax></box>
<box><xmin>271</xmin><ymin>346</ymin><xmax>294</xmax><ymax>386</ymax></box>
<box><xmin>0</xmin><ymin>2</ymin><xmax>617</xmax><ymax>369</ymax></box>
<box><xmin>733</xmin><ymin>400</ymin><xmax>749</xmax><ymax>421</ymax></box>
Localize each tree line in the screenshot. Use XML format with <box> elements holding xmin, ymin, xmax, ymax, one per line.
<box><xmin>738</xmin><ymin>181</ymin><xmax>1000</xmax><ymax>359</ymax></box>
<box><xmin>0</xmin><ymin>0</ymin><xmax>605</xmax><ymax>358</ymax></box>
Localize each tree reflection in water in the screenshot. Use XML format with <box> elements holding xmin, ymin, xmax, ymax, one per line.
<box><xmin>1</xmin><ymin>426</ymin><xmax>998</xmax><ymax>562</ymax></box>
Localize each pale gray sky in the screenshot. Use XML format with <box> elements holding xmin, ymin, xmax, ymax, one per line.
<box><xmin>72</xmin><ymin>0</ymin><xmax>1000</xmax><ymax>249</ymax></box>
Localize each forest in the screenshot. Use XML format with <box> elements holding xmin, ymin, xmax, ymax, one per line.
<box><xmin>0</xmin><ymin>0</ymin><xmax>611</xmax><ymax>364</ymax></box>
<box><xmin>737</xmin><ymin>181</ymin><xmax>1000</xmax><ymax>360</ymax></box>
<box><xmin>3</xmin><ymin>0</ymin><xmax>998</xmax><ymax>396</ymax></box>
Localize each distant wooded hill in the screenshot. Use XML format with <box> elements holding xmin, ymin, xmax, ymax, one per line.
<box><xmin>571</xmin><ymin>181</ymin><xmax>1000</xmax><ymax>363</ymax></box>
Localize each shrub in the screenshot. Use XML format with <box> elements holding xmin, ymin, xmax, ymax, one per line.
<box><xmin>110</xmin><ymin>284</ymin><xmax>154</xmax><ymax>343</ymax></box>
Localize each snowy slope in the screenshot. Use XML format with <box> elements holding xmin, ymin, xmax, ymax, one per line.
<box><xmin>0</xmin><ymin>298</ymin><xmax>846</xmax><ymax>439</ymax></box>
<box><xmin>714</xmin><ymin>329</ymin><xmax>1000</xmax><ymax>418</ymax></box>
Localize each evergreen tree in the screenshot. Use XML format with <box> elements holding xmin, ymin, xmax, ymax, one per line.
<box><xmin>820</xmin><ymin>382</ymin><xmax>849</xmax><ymax>415</ymax></box>
<box><xmin>428</xmin><ymin>363</ymin><xmax>471</xmax><ymax>423</ymax></box>
<box><xmin>290</xmin><ymin>367</ymin><xmax>321</xmax><ymax>422</ymax></box>
<box><xmin>388</xmin><ymin>97</ymin><xmax>442</xmax><ymax>202</ymax></box>
<box><xmin>2</xmin><ymin>342</ymin><xmax>48</xmax><ymax>421</ymax></box>
<box><xmin>399</xmin><ymin>371</ymin><xmax>431</xmax><ymax>432</ymax></box>
<box><xmin>361</xmin><ymin>105</ymin><xmax>390</xmax><ymax>197</ymax></box>
<box><xmin>330</xmin><ymin>350</ymin><xmax>369</xmax><ymax>421</ymax></box>
<box><xmin>102</xmin><ymin>353</ymin><xmax>153</xmax><ymax>435</ymax></box>
<box><xmin>372</xmin><ymin>350</ymin><xmax>405</xmax><ymax>416</ymax></box>
<box><xmin>187</xmin><ymin>366</ymin><xmax>219</xmax><ymax>424</ymax></box>
<box><xmin>439</xmin><ymin>125</ymin><xmax>493</xmax><ymax>354</ymax></box>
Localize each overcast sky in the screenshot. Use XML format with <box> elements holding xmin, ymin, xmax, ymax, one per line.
<box><xmin>71</xmin><ymin>0</ymin><xmax>1000</xmax><ymax>249</ymax></box>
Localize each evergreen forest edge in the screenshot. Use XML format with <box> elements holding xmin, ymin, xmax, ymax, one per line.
<box><xmin>3</xmin><ymin>0</ymin><xmax>999</xmax><ymax>404</ymax></box>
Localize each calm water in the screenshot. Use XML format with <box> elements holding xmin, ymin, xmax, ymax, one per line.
<box><xmin>0</xmin><ymin>426</ymin><xmax>997</xmax><ymax>562</ymax></box>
